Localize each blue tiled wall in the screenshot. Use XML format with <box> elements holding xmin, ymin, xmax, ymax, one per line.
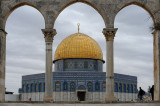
<box><xmin>20</xmin><ymin>72</ymin><xmax>137</xmax><ymax>93</ymax></box>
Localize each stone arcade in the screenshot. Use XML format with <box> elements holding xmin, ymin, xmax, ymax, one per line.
<box><xmin>0</xmin><ymin>0</ymin><xmax>160</xmax><ymax>102</ymax></box>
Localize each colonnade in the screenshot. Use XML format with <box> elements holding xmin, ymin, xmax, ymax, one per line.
<box><xmin>0</xmin><ymin>27</ymin><xmax>160</xmax><ymax>102</ymax></box>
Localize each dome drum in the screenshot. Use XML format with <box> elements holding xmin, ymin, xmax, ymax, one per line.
<box><xmin>54</xmin><ymin>58</ymin><xmax>103</xmax><ymax>72</ymax></box>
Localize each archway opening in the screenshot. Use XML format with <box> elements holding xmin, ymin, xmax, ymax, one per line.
<box><xmin>114</xmin><ymin>5</ymin><xmax>154</xmax><ymax>100</ymax></box>
<box><xmin>53</xmin><ymin>2</ymin><xmax>106</xmax><ymax>70</ymax></box>
<box><xmin>53</xmin><ymin>2</ymin><xmax>106</xmax><ymax>101</ymax></box>
<box><xmin>5</xmin><ymin>5</ymin><xmax>45</xmax><ymax>100</ymax></box>
<box><xmin>77</xmin><ymin>91</ymin><xmax>86</xmax><ymax>101</ymax></box>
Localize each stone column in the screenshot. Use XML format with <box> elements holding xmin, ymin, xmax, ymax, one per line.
<box><xmin>152</xmin><ymin>30</ymin><xmax>160</xmax><ymax>101</ymax></box>
<box><xmin>103</xmin><ymin>28</ymin><xmax>118</xmax><ymax>101</ymax></box>
<box><xmin>42</xmin><ymin>29</ymin><xmax>56</xmax><ymax>102</ymax></box>
<box><xmin>0</xmin><ymin>29</ymin><xmax>7</xmax><ymax>102</ymax></box>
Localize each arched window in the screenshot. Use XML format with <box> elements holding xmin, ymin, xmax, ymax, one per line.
<box><xmin>22</xmin><ymin>84</ymin><xmax>25</xmax><ymax>92</ymax></box>
<box><xmin>26</xmin><ymin>84</ymin><xmax>29</xmax><ymax>93</ymax></box>
<box><xmin>64</xmin><ymin>62</ymin><xmax>68</xmax><ymax>69</ymax></box>
<box><xmin>95</xmin><ymin>82</ymin><xmax>100</xmax><ymax>91</ymax></box>
<box><xmin>55</xmin><ymin>82</ymin><xmax>61</xmax><ymax>91</ymax></box>
<box><xmin>39</xmin><ymin>83</ymin><xmax>42</xmax><ymax>92</ymax></box>
<box><xmin>134</xmin><ymin>85</ymin><xmax>137</xmax><ymax>93</ymax></box>
<box><xmin>114</xmin><ymin>83</ymin><xmax>118</xmax><ymax>92</ymax></box>
<box><xmin>32</xmin><ymin>84</ymin><xmax>34</xmax><ymax>92</ymax></box>
<box><xmin>84</xmin><ymin>61</ymin><xmax>88</xmax><ymax>68</ymax></box>
<box><xmin>123</xmin><ymin>84</ymin><xmax>126</xmax><ymax>93</ymax></box>
<box><xmin>102</xmin><ymin>82</ymin><xmax>106</xmax><ymax>91</ymax></box>
<box><xmin>127</xmin><ymin>84</ymin><xmax>130</xmax><ymax>93</ymax></box>
<box><xmin>87</xmin><ymin>82</ymin><xmax>93</xmax><ymax>91</ymax></box>
<box><xmin>69</xmin><ymin>62</ymin><xmax>74</xmax><ymax>69</ymax></box>
<box><xmin>131</xmin><ymin>84</ymin><xmax>133</xmax><ymax>93</ymax></box>
<box><xmin>119</xmin><ymin>83</ymin><xmax>122</xmax><ymax>92</ymax></box>
<box><xmin>74</xmin><ymin>62</ymin><xmax>78</xmax><ymax>68</ymax></box>
<box><xmin>36</xmin><ymin>84</ymin><xmax>39</xmax><ymax>92</ymax></box>
<box><xmin>57</xmin><ymin>63</ymin><xmax>61</xmax><ymax>70</ymax></box>
<box><xmin>63</xmin><ymin>82</ymin><xmax>68</xmax><ymax>91</ymax></box>
<box><xmin>94</xmin><ymin>64</ymin><xmax>96</xmax><ymax>70</ymax></box>
<box><xmin>30</xmin><ymin>84</ymin><xmax>33</xmax><ymax>92</ymax></box>
<box><xmin>34</xmin><ymin>84</ymin><xmax>36</xmax><ymax>92</ymax></box>
<box><xmin>43</xmin><ymin>83</ymin><xmax>45</xmax><ymax>92</ymax></box>
<box><xmin>70</xmin><ymin>82</ymin><xmax>75</xmax><ymax>91</ymax></box>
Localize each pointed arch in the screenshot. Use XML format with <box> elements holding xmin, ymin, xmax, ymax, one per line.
<box><xmin>53</xmin><ymin>1</ymin><xmax>105</xmax><ymax>27</ymax></box>
<box><xmin>123</xmin><ymin>84</ymin><xmax>126</xmax><ymax>93</ymax></box>
<box><xmin>3</xmin><ymin>2</ymin><xmax>45</xmax><ymax>30</ymax></box>
<box><xmin>95</xmin><ymin>82</ymin><xmax>100</xmax><ymax>91</ymax></box>
<box><xmin>87</xmin><ymin>82</ymin><xmax>93</xmax><ymax>91</ymax></box>
<box><xmin>63</xmin><ymin>81</ymin><xmax>68</xmax><ymax>91</ymax></box>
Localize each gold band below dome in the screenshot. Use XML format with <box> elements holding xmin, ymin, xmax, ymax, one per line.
<box><xmin>54</xmin><ymin>33</ymin><xmax>104</xmax><ymax>62</ymax></box>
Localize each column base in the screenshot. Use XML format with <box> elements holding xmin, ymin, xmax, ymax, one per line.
<box><xmin>44</xmin><ymin>96</ymin><xmax>53</xmax><ymax>102</ymax></box>
<box><xmin>0</xmin><ymin>86</ymin><xmax>5</xmax><ymax>102</ymax></box>
<box><xmin>105</xmin><ymin>95</ymin><xmax>116</xmax><ymax>102</ymax></box>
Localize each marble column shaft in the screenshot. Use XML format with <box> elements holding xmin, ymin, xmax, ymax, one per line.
<box><xmin>103</xmin><ymin>28</ymin><xmax>118</xmax><ymax>101</ymax></box>
<box><xmin>42</xmin><ymin>29</ymin><xmax>56</xmax><ymax>101</ymax></box>
<box><xmin>152</xmin><ymin>30</ymin><xmax>160</xmax><ymax>101</ymax></box>
<box><xmin>0</xmin><ymin>29</ymin><xmax>7</xmax><ymax>102</ymax></box>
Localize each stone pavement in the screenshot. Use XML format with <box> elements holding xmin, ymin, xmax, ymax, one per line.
<box><xmin>0</xmin><ymin>101</ymin><xmax>160</xmax><ymax>106</ymax></box>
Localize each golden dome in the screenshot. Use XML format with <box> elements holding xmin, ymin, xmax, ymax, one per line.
<box><xmin>54</xmin><ymin>33</ymin><xmax>104</xmax><ymax>62</ymax></box>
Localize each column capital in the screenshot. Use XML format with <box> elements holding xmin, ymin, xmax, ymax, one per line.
<box><xmin>102</xmin><ymin>28</ymin><xmax>118</xmax><ymax>41</ymax></box>
<box><xmin>42</xmin><ymin>29</ymin><xmax>57</xmax><ymax>42</ymax></box>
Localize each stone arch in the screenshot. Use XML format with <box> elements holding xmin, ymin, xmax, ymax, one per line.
<box><xmin>115</xmin><ymin>2</ymin><xmax>155</xmax><ymax>24</ymax></box>
<box><xmin>53</xmin><ymin>1</ymin><xmax>106</xmax><ymax>28</ymax></box>
<box><xmin>114</xmin><ymin>3</ymin><xmax>154</xmax><ymax>98</ymax></box>
<box><xmin>3</xmin><ymin>2</ymin><xmax>45</xmax><ymax>30</ymax></box>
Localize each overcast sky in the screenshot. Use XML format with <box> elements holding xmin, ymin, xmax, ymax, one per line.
<box><xmin>5</xmin><ymin>3</ymin><xmax>153</xmax><ymax>94</ymax></box>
